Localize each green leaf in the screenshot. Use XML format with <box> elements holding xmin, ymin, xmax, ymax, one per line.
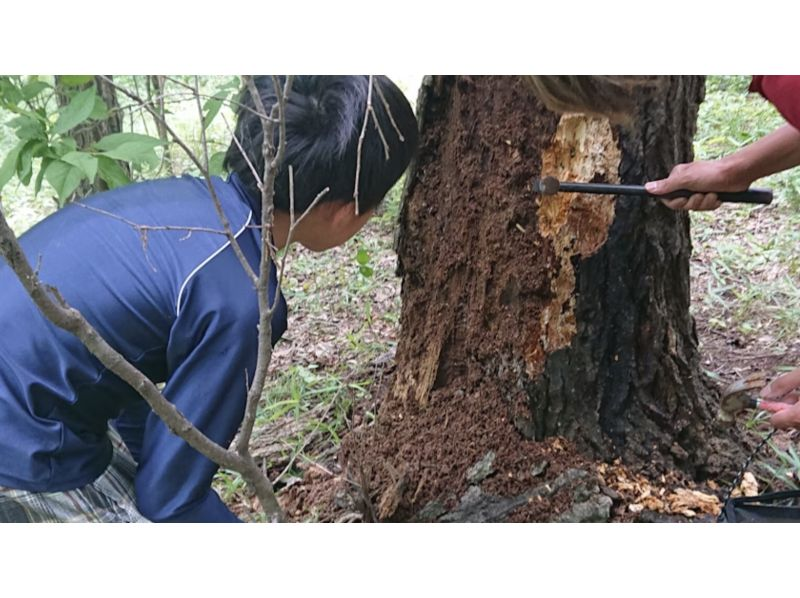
<box><xmin>11</xmin><ymin>116</ymin><xmax>46</xmax><ymax>141</ymax></box>
<box><xmin>90</xmin><ymin>95</ymin><xmax>108</xmax><ymax>120</ymax></box>
<box><xmin>61</xmin><ymin>151</ymin><xmax>98</xmax><ymax>182</ymax></box>
<box><xmin>53</xmin><ymin>86</ymin><xmax>98</xmax><ymax>135</ymax></box>
<box><xmin>45</xmin><ymin>160</ymin><xmax>84</xmax><ymax>204</ymax></box>
<box><xmin>220</xmin><ymin>76</ymin><xmax>241</xmax><ymax>91</ymax></box>
<box><xmin>59</xmin><ymin>75</ymin><xmax>94</xmax><ymax>87</ymax></box>
<box><xmin>208</xmin><ymin>151</ymin><xmax>226</xmax><ymax>176</ymax></box>
<box><xmin>95</xmin><ymin>133</ymin><xmax>163</xmax><ymax>168</ymax></box>
<box><xmin>0</xmin><ymin>143</ymin><xmax>23</xmax><ymax>190</ymax></box>
<box><xmin>34</xmin><ymin>157</ymin><xmax>52</xmax><ymax>195</ymax></box>
<box><xmin>97</xmin><ymin>156</ymin><xmax>131</xmax><ymax>189</ymax></box>
<box><xmin>0</xmin><ymin>78</ymin><xmax>23</xmax><ymax>105</ymax></box>
<box><xmin>17</xmin><ymin>140</ymin><xmax>46</xmax><ymax>186</ymax></box>
<box><xmin>21</xmin><ymin>80</ymin><xmax>50</xmax><ymax>100</ymax></box>
<box><xmin>101</xmin><ymin>144</ymin><xmax>159</xmax><ymax>169</ymax></box>
<box><xmin>356</xmin><ymin>248</ymin><xmax>370</xmax><ymax>266</ymax></box>
<box><xmin>94</xmin><ymin>132</ymin><xmax>164</xmax><ymax>152</ymax></box>
<box><xmin>6</xmin><ymin>106</ymin><xmax>49</xmax><ymax>125</ymax></box>
<box><xmin>359</xmin><ymin>265</ymin><xmax>374</xmax><ymax>278</ymax></box>
<box><xmin>52</xmin><ymin>138</ymin><xmax>78</xmax><ymax>156</ymax></box>
<box><xmin>202</xmin><ymin>92</ymin><xmax>227</xmax><ymax>130</ymax></box>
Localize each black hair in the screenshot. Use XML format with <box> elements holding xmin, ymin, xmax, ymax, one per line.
<box><xmin>224</xmin><ymin>76</ymin><xmax>418</xmax><ymax>214</ymax></box>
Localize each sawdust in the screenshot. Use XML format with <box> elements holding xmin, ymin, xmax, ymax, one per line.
<box><xmin>599</xmin><ymin>461</ymin><xmax>722</xmax><ymax>520</ymax></box>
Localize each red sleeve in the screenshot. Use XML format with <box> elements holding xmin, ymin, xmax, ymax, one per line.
<box><xmin>750</xmin><ymin>76</ymin><xmax>800</xmax><ymax>130</ymax></box>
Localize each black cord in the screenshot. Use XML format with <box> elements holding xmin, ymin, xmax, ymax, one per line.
<box><xmin>718</xmin><ymin>429</ymin><xmax>777</xmax><ymax>520</ymax></box>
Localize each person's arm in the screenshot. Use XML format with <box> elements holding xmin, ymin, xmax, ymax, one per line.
<box><xmin>646</xmin><ymin>124</ymin><xmax>800</xmax><ymax>210</ymax></box>
<box><xmin>133</xmin><ymin>256</ymin><xmax>263</xmax><ymax>523</ymax></box>
<box><xmin>133</xmin><ymin>288</ymin><xmax>256</xmax><ymax>522</ymax></box>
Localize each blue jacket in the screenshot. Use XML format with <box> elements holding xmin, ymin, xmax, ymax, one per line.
<box><xmin>0</xmin><ymin>174</ymin><xmax>287</xmax><ymax>522</ymax></box>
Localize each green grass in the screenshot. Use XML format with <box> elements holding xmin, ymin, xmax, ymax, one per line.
<box><xmin>757</xmin><ymin>441</ymin><xmax>800</xmax><ymax>491</ymax></box>
<box><xmin>256</xmin><ymin>364</ymin><xmax>370</xmax><ymax>444</ymax></box>
<box><xmin>211</xmin><ymin>362</ymin><xmax>380</xmax><ymax>520</ymax></box>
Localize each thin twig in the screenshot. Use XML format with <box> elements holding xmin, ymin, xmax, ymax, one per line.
<box><xmin>151</xmin><ymin>75</ymin><xmax>174</xmax><ymax>177</ymax></box>
<box><xmin>75</xmin><ymin>203</ymin><xmax>229</xmax><ymax>237</ymax></box>
<box><xmin>352</xmin><ymin>75</ymin><xmax>375</xmax><ymax>216</ymax></box>
<box><xmin>352</xmin><ymin>76</ymin><xmax>391</xmax><ymax>215</ymax></box>
<box><xmin>371</xmin><ymin>108</ymin><xmax>390</xmax><ymax>161</ymax></box>
<box><xmin>221</xmin><ymin>112</ymin><xmax>261</xmax><ymax>188</ymax></box>
<box><xmin>236</xmin><ymin>76</ymin><xmax>289</xmax><ymax>463</ymax></box>
<box><xmin>132</xmin><ymin>76</ymin><xmax>151</xmax><ymax>137</ymax></box>
<box><xmin>270</xmin><ymin>176</ymin><xmax>330</xmax><ymax>317</ymax></box>
<box><xmin>373</xmin><ymin>79</ymin><xmax>406</xmax><ymax>142</ymax></box>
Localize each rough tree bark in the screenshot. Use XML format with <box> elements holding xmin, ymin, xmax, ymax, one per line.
<box><xmin>344</xmin><ymin>75</ymin><xmax>746</xmax><ymax>522</ymax></box>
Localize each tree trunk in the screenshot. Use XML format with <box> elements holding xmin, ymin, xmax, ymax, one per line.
<box><xmin>343</xmin><ymin>75</ymin><xmax>746</xmax><ymax>522</ymax></box>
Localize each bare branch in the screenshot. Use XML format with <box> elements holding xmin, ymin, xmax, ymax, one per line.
<box><xmin>271</xmin><ymin>76</ymin><xmax>294</xmax><ymax>171</ymax></box>
<box><xmin>150</xmin><ymin>75</ymin><xmax>175</xmax><ymax>177</ymax></box>
<box><xmin>371</xmin><ymin>108</ymin><xmax>391</xmax><ymax>161</ymax></box>
<box><xmin>352</xmin><ymin>75</ymin><xmax>375</xmax><ymax>216</ymax></box>
<box><xmin>236</xmin><ymin>75</ymin><xmax>285</xmax><ymax>462</ymax></box>
<box><xmin>236</xmin><ymin>75</ymin><xmax>297</xmax><ymax>466</ymax></box>
<box><xmin>132</xmin><ymin>76</ymin><xmax>151</xmax><ymax>137</ymax></box>
<box><xmin>374</xmin><ymin>79</ymin><xmax>406</xmax><ymax>142</ymax></box>
<box><xmin>270</xmin><ymin>174</ymin><xmax>330</xmax><ymax>317</ymax></box>
<box><xmin>75</xmin><ymin>203</ymin><xmax>230</xmax><ymax>237</ymax></box>
<box><xmin>221</xmin><ymin>112</ymin><xmax>261</xmax><ymax>189</ymax></box>
<box><xmin>352</xmin><ymin>75</ymin><xmax>391</xmax><ymax>215</ymax></box>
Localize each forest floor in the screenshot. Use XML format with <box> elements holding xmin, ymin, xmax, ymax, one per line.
<box><xmin>215</xmin><ymin>76</ymin><xmax>800</xmax><ymax>521</ymax></box>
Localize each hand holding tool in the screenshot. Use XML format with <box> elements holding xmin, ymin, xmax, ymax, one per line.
<box><xmin>533</xmin><ymin>176</ymin><xmax>773</xmax><ymax>205</ymax></box>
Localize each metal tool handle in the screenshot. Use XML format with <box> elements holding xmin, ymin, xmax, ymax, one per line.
<box><xmin>665</xmin><ymin>188</ymin><xmax>772</xmax><ymax>204</ymax></box>
<box><xmin>557</xmin><ymin>182</ymin><xmax>773</xmax><ymax>205</ymax></box>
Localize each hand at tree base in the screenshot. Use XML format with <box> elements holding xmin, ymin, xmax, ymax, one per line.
<box><xmin>760</xmin><ymin>367</ymin><xmax>800</xmax><ymax>430</ymax></box>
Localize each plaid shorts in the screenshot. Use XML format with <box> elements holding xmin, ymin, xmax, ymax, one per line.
<box><xmin>0</xmin><ymin>428</ymin><xmax>150</xmax><ymax>523</ymax></box>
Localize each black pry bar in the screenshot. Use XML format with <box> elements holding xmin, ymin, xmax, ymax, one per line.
<box><xmin>556</xmin><ymin>181</ymin><xmax>773</xmax><ymax>205</ymax></box>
